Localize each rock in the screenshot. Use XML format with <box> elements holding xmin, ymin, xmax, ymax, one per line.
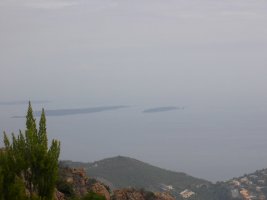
<box><xmin>58</xmin><ymin>166</ymin><xmax>174</xmax><ymax>200</ymax></box>
<box><xmin>91</xmin><ymin>182</ymin><xmax>111</xmax><ymax>200</ymax></box>
<box><xmin>58</xmin><ymin>167</ymin><xmax>89</xmax><ymax>197</ymax></box>
<box><xmin>58</xmin><ymin>166</ymin><xmax>110</xmax><ymax>199</ymax></box>
<box><xmin>154</xmin><ymin>192</ymin><xmax>175</xmax><ymax>200</ymax></box>
<box><xmin>66</xmin><ymin>177</ymin><xmax>74</xmax><ymax>184</ymax></box>
<box><xmin>113</xmin><ymin>189</ymin><xmax>145</xmax><ymax>200</ymax></box>
<box><xmin>55</xmin><ymin>189</ymin><xmax>65</xmax><ymax>200</ymax></box>
<box><xmin>112</xmin><ymin>189</ymin><xmax>175</xmax><ymax>200</ymax></box>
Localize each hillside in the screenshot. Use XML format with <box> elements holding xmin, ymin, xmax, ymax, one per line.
<box><xmin>56</xmin><ymin>166</ymin><xmax>176</xmax><ymax>200</ymax></box>
<box><xmin>223</xmin><ymin>168</ymin><xmax>267</xmax><ymax>199</ymax></box>
<box><xmin>62</xmin><ymin>156</ymin><xmax>209</xmax><ymax>192</ymax></box>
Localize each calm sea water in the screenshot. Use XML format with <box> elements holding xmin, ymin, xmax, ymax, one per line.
<box><xmin>1</xmin><ymin>103</ymin><xmax>267</xmax><ymax>182</ymax></box>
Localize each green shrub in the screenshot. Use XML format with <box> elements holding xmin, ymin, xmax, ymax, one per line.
<box><xmin>81</xmin><ymin>192</ymin><xmax>106</xmax><ymax>200</ymax></box>
<box><xmin>56</xmin><ymin>179</ymin><xmax>75</xmax><ymax>198</ymax></box>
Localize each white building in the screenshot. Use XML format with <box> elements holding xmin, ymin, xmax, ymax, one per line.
<box><xmin>180</xmin><ymin>189</ymin><xmax>195</xmax><ymax>199</ymax></box>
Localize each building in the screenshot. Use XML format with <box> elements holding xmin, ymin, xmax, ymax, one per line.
<box><xmin>180</xmin><ymin>189</ymin><xmax>195</xmax><ymax>199</ymax></box>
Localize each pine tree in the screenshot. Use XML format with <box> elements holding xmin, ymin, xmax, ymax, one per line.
<box><xmin>0</xmin><ymin>133</ymin><xmax>28</xmax><ymax>200</ymax></box>
<box><xmin>36</xmin><ymin>108</ymin><xmax>60</xmax><ymax>200</ymax></box>
<box><xmin>38</xmin><ymin>109</ymin><xmax>48</xmax><ymax>151</ymax></box>
<box><xmin>1</xmin><ymin>102</ymin><xmax>61</xmax><ymax>200</ymax></box>
<box><xmin>24</xmin><ymin>102</ymin><xmax>39</xmax><ymax>197</ymax></box>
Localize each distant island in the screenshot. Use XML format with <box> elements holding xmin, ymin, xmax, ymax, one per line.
<box><xmin>143</xmin><ymin>106</ymin><xmax>182</xmax><ymax>113</ymax></box>
<box><xmin>12</xmin><ymin>106</ymin><xmax>128</xmax><ymax>117</ymax></box>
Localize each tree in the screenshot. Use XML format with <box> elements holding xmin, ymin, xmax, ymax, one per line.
<box><xmin>0</xmin><ymin>102</ymin><xmax>60</xmax><ymax>200</ymax></box>
<box><xmin>0</xmin><ymin>137</ymin><xmax>28</xmax><ymax>200</ymax></box>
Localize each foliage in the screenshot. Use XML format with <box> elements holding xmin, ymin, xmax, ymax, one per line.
<box><xmin>56</xmin><ymin>178</ymin><xmax>75</xmax><ymax>198</ymax></box>
<box><xmin>63</xmin><ymin>156</ymin><xmax>209</xmax><ymax>191</ymax></box>
<box><xmin>86</xmin><ymin>178</ymin><xmax>110</xmax><ymax>193</ymax></box>
<box><xmin>189</xmin><ymin>182</ymin><xmax>234</xmax><ymax>200</ymax></box>
<box><xmin>139</xmin><ymin>188</ymin><xmax>156</xmax><ymax>200</ymax></box>
<box><xmin>67</xmin><ymin>192</ymin><xmax>106</xmax><ymax>200</ymax></box>
<box><xmin>0</xmin><ymin>148</ymin><xmax>28</xmax><ymax>200</ymax></box>
<box><xmin>80</xmin><ymin>192</ymin><xmax>106</xmax><ymax>200</ymax></box>
<box><xmin>0</xmin><ymin>102</ymin><xmax>60</xmax><ymax>200</ymax></box>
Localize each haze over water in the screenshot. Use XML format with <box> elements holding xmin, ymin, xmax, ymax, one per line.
<box><xmin>1</xmin><ymin>0</ymin><xmax>267</xmax><ymax>182</ymax></box>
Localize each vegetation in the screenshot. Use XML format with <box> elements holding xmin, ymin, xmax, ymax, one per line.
<box><xmin>63</xmin><ymin>157</ymin><xmax>238</xmax><ymax>200</ymax></box>
<box><xmin>63</xmin><ymin>156</ymin><xmax>209</xmax><ymax>191</ymax></box>
<box><xmin>79</xmin><ymin>192</ymin><xmax>106</xmax><ymax>200</ymax></box>
<box><xmin>56</xmin><ymin>178</ymin><xmax>105</xmax><ymax>200</ymax></box>
<box><xmin>188</xmin><ymin>182</ymin><xmax>233</xmax><ymax>200</ymax></box>
<box><xmin>139</xmin><ymin>188</ymin><xmax>156</xmax><ymax>200</ymax></box>
<box><xmin>0</xmin><ymin>103</ymin><xmax>244</xmax><ymax>200</ymax></box>
<box><xmin>0</xmin><ymin>102</ymin><xmax>60</xmax><ymax>200</ymax></box>
<box><xmin>56</xmin><ymin>178</ymin><xmax>75</xmax><ymax>198</ymax></box>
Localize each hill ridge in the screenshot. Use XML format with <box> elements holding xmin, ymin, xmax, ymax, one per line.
<box><xmin>62</xmin><ymin>155</ymin><xmax>210</xmax><ymax>192</ymax></box>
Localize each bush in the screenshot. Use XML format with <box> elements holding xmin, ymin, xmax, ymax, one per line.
<box><xmin>80</xmin><ymin>192</ymin><xmax>106</xmax><ymax>200</ymax></box>
<box><xmin>56</xmin><ymin>179</ymin><xmax>75</xmax><ymax>198</ymax></box>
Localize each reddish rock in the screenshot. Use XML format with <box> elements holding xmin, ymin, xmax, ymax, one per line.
<box><xmin>154</xmin><ymin>192</ymin><xmax>175</xmax><ymax>200</ymax></box>
<box><xmin>55</xmin><ymin>189</ymin><xmax>65</xmax><ymax>200</ymax></box>
<box><xmin>113</xmin><ymin>189</ymin><xmax>145</xmax><ymax>200</ymax></box>
<box><xmin>91</xmin><ymin>182</ymin><xmax>111</xmax><ymax>200</ymax></box>
<box><xmin>112</xmin><ymin>189</ymin><xmax>175</xmax><ymax>200</ymax></box>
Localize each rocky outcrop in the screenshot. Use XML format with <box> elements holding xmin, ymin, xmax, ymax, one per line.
<box><xmin>154</xmin><ymin>192</ymin><xmax>175</xmax><ymax>200</ymax></box>
<box><xmin>60</xmin><ymin>167</ymin><xmax>89</xmax><ymax>196</ymax></box>
<box><xmin>91</xmin><ymin>182</ymin><xmax>111</xmax><ymax>200</ymax></box>
<box><xmin>55</xmin><ymin>189</ymin><xmax>65</xmax><ymax>200</ymax></box>
<box><xmin>112</xmin><ymin>188</ymin><xmax>175</xmax><ymax>200</ymax></box>
<box><xmin>112</xmin><ymin>189</ymin><xmax>145</xmax><ymax>200</ymax></box>
<box><xmin>57</xmin><ymin>167</ymin><xmax>174</xmax><ymax>200</ymax></box>
<box><xmin>58</xmin><ymin>166</ymin><xmax>110</xmax><ymax>199</ymax></box>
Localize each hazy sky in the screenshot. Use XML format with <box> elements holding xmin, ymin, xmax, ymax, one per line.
<box><xmin>1</xmin><ymin>0</ymin><xmax>267</xmax><ymax>181</ymax></box>
<box><xmin>1</xmin><ymin>0</ymin><xmax>267</xmax><ymax>106</ymax></box>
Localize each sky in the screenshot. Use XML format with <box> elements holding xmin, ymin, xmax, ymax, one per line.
<box><xmin>1</xmin><ymin>0</ymin><xmax>267</xmax><ymax>181</ymax></box>
<box><xmin>1</xmin><ymin>0</ymin><xmax>267</xmax><ymax>106</ymax></box>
